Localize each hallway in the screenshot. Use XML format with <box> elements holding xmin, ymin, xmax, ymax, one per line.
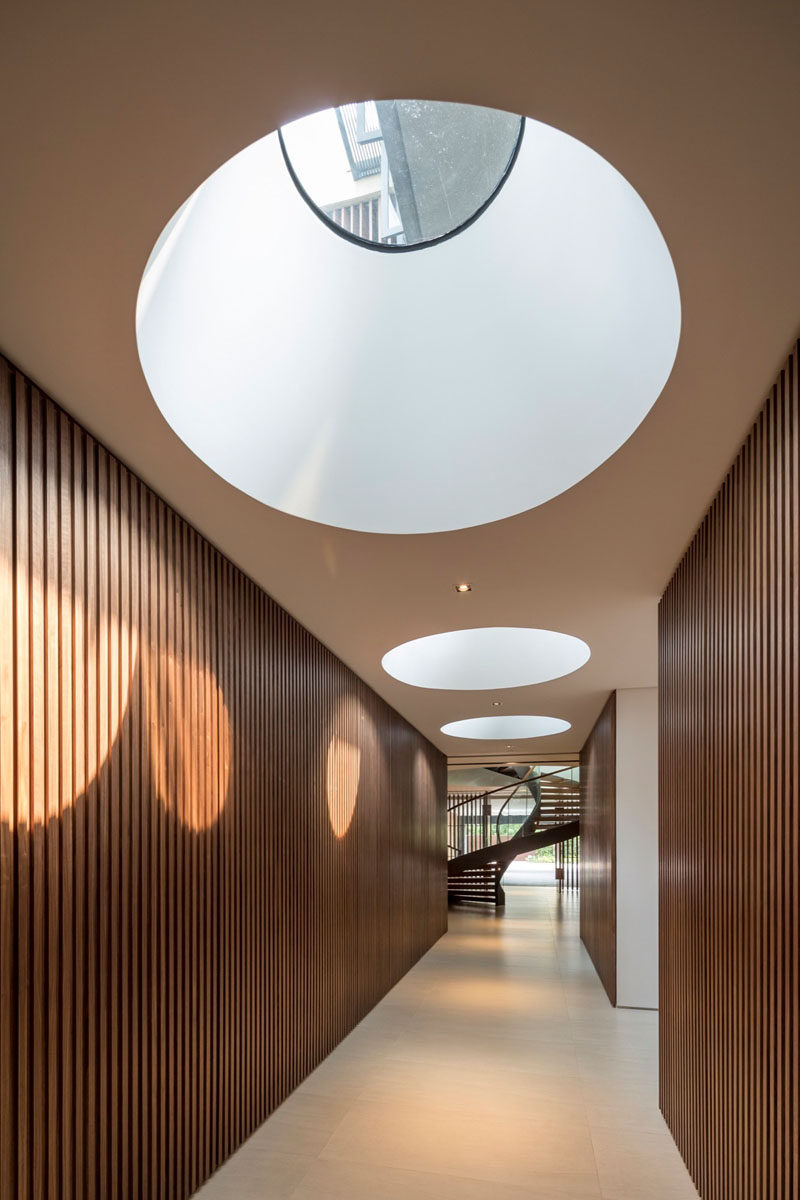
<box><xmin>195</xmin><ymin>889</ymin><xmax>698</xmax><ymax>1199</ymax></box>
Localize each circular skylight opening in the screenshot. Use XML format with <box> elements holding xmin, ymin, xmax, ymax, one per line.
<box><xmin>381</xmin><ymin>628</ymin><xmax>590</xmax><ymax>690</ymax></box>
<box><xmin>441</xmin><ymin>715</ymin><xmax>570</xmax><ymax>740</ymax></box>
<box><xmin>136</xmin><ymin>105</ymin><xmax>681</xmax><ymax>534</ymax></box>
<box><xmin>279</xmin><ymin>100</ymin><xmax>524</xmax><ymax>250</ymax></box>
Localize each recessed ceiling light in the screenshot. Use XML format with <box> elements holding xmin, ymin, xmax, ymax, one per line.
<box><xmin>441</xmin><ymin>715</ymin><xmax>571</xmax><ymax>740</ymax></box>
<box><xmin>492</xmin><ymin>700</ymin><xmax>502</xmax><ymax>707</ymax></box>
<box><xmin>136</xmin><ymin>107</ymin><xmax>680</xmax><ymax>535</ymax></box>
<box><xmin>381</xmin><ymin>627</ymin><xmax>590</xmax><ymax>690</ymax></box>
<box><xmin>455</xmin><ymin>582</ymin><xmax>472</xmax><ymax>593</ymax></box>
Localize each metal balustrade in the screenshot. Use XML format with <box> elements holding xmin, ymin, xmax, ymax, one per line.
<box><xmin>446</xmin><ymin>766</ymin><xmax>580</xmax><ymax>904</ymax></box>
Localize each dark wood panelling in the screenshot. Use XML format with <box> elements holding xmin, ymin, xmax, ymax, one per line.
<box><xmin>0</xmin><ymin>353</ymin><xmax>447</xmax><ymax>1200</ymax></box>
<box><xmin>579</xmin><ymin>693</ymin><xmax>616</xmax><ymax>1005</ymax></box>
<box><xmin>660</xmin><ymin>341</ymin><xmax>800</xmax><ymax>1199</ymax></box>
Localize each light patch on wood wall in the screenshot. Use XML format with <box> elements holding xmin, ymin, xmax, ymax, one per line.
<box><xmin>83</xmin><ymin>608</ymin><xmax>139</xmax><ymax>805</ymax></box>
<box><xmin>326</xmin><ymin>693</ymin><xmax>367</xmax><ymax>838</ymax></box>
<box><xmin>147</xmin><ymin>648</ymin><xmax>232</xmax><ymax>832</ymax></box>
<box><xmin>326</xmin><ymin>734</ymin><xmax>361</xmax><ymax>837</ymax></box>
<box><xmin>0</xmin><ymin>354</ymin><xmax>448</xmax><ymax>1200</ymax></box>
<box><xmin>0</xmin><ymin>430</ymin><xmax>140</xmax><ymax>826</ymax></box>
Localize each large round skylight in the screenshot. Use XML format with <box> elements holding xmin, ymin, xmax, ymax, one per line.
<box><xmin>441</xmin><ymin>715</ymin><xmax>570</xmax><ymax>740</ymax></box>
<box><xmin>136</xmin><ymin>102</ymin><xmax>681</xmax><ymax>535</ymax></box>
<box><xmin>381</xmin><ymin>628</ymin><xmax>590</xmax><ymax>690</ymax></box>
<box><xmin>280</xmin><ymin>101</ymin><xmax>523</xmax><ymax>249</ymax></box>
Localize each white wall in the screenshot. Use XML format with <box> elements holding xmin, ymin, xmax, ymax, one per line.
<box><xmin>615</xmin><ymin>687</ymin><xmax>659</xmax><ymax>1009</ymax></box>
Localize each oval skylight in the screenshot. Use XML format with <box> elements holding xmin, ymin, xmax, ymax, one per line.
<box><xmin>441</xmin><ymin>715</ymin><xmax>570</xmax><ymax>740</ymax></box>
<box><xmin>136</xmin><ymin>103</ymin><xmax>681</xmax><ymax>534</ymax></box>
<box><xmin>280</xmin><ymin>101</ymin><xmax>524</xmax><ymax>249</ymax></box>
<box><xmin>381</xmin><ymin>628</ymin><xmax>590</xmax><ymax>690</ymax></box>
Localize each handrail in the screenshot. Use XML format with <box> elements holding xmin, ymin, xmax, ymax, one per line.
<box><xmin>490</xmin><ymin>770</ymin><xmax>580</xmax><ymax>846</ymax></box>
<box><xmin>494</xmin><ymin>777</ymin><xmax>541</xmax><ymax>845</ymax></box>
<box><xmin>446</xmin><ymin>765</ymin><xmax>579</xmax><ymax>861</ymax></box>
<box><xmin>446</xmin><ymin>764</ymin><xmax>576</xmax><ymax>812</ymax></box>
<box><xmin>445</xmin><ymin>767</ymin><xmax>534</xmax><ymax>813</ymax></box>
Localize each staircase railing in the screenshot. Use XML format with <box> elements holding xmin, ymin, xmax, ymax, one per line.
<box><xmin>494</xmin><ymin>777</ymin><xmax>541</xmax><ymax>843</ymax></box>
<box><xmin>446</xmin><ymin>766</ymin><xmax>579</xmax><ymax>861</ymax></box>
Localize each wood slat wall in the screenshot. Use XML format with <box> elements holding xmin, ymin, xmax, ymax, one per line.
<box><xmin>0</xmin><ymin>354</ymin><xmax>448</xmax><ymax>1200</ymax></box>
<box><xmin>579</xmin><ymin>693</ymin><xmax>616</xmax><ymax>1005</ymax></box>
<box><xmin>659</xmin><ymin>341</ymin><xmax>799</xmax><ymax>1199</ymax></box>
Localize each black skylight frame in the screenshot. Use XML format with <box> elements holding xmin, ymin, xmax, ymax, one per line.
<box><xmin>278</xmin><ymin>105</ymin><xmax>526</xmax><ymax>255</ymax></box>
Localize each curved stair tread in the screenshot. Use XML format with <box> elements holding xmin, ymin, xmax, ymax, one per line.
<box><xmin>447</xmin><ymin>820</ymin><xmax>580</xmax><ymax>875</ymax></box>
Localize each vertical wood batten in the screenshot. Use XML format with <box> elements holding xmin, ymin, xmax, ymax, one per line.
<box><xmin>660</xmin><ymin>340</ymin><xmax>800</xmax><ymax>1199</ymax></box>
<box><xmin>0</xmin><ymin>351</ymin><xmax>447</xmax><ymax>1199</ymax></box>
<box><xmin>579</xmin><ymin>694</ymin><xmax>616</xmax><ymax>1005</ymax></box>
<box><xmin>0</xmin><ymin>363</ymin><xmax>16</xmax><ymax>1200</ymax></box>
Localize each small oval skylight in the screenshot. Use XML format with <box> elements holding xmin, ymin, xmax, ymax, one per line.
<box><xmin>280</xmin><ymin>101</ymin><xmax>523</xmax><ymax>250</ymax></box>
<box><xmin>441</xmin><ymin>715</ymin><xmax>570</xmax><ymax>740</ymax></box>
<box><xmin>381</xmin><ymin>628</ymin><xmax>590</xmax><ymax>690</ymax></box>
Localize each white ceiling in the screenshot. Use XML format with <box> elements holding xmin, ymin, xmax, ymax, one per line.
<box><xmin>2</xmin><ymin>1</ymin><xmax>799</xmax><ymax>756</ymax></box>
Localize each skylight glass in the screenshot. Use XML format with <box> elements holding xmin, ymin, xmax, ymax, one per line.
<box><xmin>136</xmin><ymin>109</ymin><xmax>681</xmax><ymax>534</ymax></box>
<box><xmin>280</xmin><ymin>100</ymin><xmax>523</xmax><ymax>249</ymax></box>
<box><xmin>381</xmin><ymin>628</ymin><xmax>591</xmax><ymax>690</ymax></box>
<box><xmin>440</xmin><ymin>716</ymin><xmax>571</xmax><ymax>740</ymax></box>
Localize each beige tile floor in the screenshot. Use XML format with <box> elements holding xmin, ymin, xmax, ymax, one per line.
<box><xmin>195</xmin><ymin>887</ymin><xmax>699</xmax><ymax>1199</ymax></box>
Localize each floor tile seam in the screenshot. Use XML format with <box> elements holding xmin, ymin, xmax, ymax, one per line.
<box><xmin>269</xmin><ymin>1093</ymin><xmax>361</xmax><ymax>1163</ymax></box>
<box><xmin>374</xmin><ymin>1057</ymin><xmax>586</xmax><ymax>1086</ymax></box>
<box><xmin>269</xmin><ymin>1087</ymin><xmax>370</xmax><ymax>1122</ymax></box>
<box><xmin>589</xmin><ymin>1122</ymin><xmax>698</xmax><ymax>1152</ymax></box>
<box><xmin>193</xmin><ymin>1146</ymin><xmax>319</xmax><ymax>1197</ymax></box>
<box><xmin>335</xmin><ymin>1094</ymin><xmax>597</xmax><ymax>1127</ymax></box>
<box><xmin>554</xmin><ymin>936</ymin><xmax>604</xmax><ymax>1200</ymax></box>
<box><xmin>540</xmin><ymin>899</ymin><xmax>608</xmax><ymax>1163</ymax></box>
<box><xmin>587</xmin><ymin>1123</ymin><xmax>701</xmax><ymax>1197</ymax></box>
<box><xmin>290</xmin><ymin>1157</ymin><xmax>599</xmax><ymax>1199</ymax></box>
<box><xmin>315</xmin><ymin>1142</ymin><xmax>609</xmax><ymax>1188</ymax></box>
<box><xmin>283</xmin><ymin>1151</ymin><xmax>340</xmax><ymax>1200</ymax></box>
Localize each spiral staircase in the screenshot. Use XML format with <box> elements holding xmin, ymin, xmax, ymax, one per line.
<box><xmin>446</xmin><ymin>767</ymin><xmax>580</xmax><ymax>906</ymax></box>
